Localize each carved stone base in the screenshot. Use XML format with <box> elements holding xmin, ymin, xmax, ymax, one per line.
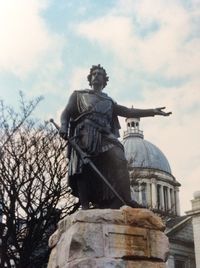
<box><xmin>48</xmin><ymin>206</ymin><xmax>169</xmax><ymax>268</ymax></box>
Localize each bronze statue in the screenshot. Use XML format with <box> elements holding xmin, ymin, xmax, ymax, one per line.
<box><xmin>59</xmin><ymin>64</ymin><xmax>171</xmax><ymax>209</ymax></box>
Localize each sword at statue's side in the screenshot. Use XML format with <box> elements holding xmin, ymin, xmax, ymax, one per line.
<box><xmin>49</xmin><ymin>118</ymin><xmax>127</xmax><ymax>206</ymax></box>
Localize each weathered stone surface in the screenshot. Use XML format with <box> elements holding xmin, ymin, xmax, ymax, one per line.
<box><xmin>149</xmin><ymin>229</ymin><xmax>169</xmax><ymax>261</ymax></box>
<box><xmin>48</xmin><ymin>229</ymin><xmax>60</xmax><ymax>248</ymax></box>
<box><xmin>104</xmin><ymin>224</ymin><xmax>149</xmax><ymax>258</ymax></box>
<box><xmin>103</xmin><ymin>224</ymin><xmax>168</xmax><ymax>261</ymax></box>
<box><xmin>55</xmin><ymin>222</ymin><xmax>104</xmax><ymax>268</ymax></box>
<box><xmin>71</xmin><ymin>208</ymin><xmax>125</xmax><ymax>224</ymax></box>
<box><xmin>63</xmin><ymin>258</ymin><xmax>166</xmax><ymax>268</ymax></box>
<box><xmin>122</xmin><ymin>206</ymin><xmax>165</xmax><ymax>231</ymax></box>
<box><xmin>52</xmin><ymin>206</ymin><xmax>164</xmax><ymax>243</ymax></box>
<box><xmin>48</xmin><ymin>207</ymin><xmax>169</xmax><ymax>268</ymax></box>
<box><xmin>56</xmin><ymin>208</ymin><xmax>124</xmax><ymax>237</ymax></box>
<box><xmin>47</xmin><ymin>247</ymin><xmax>57</xmax><ymax>268</ymax></box>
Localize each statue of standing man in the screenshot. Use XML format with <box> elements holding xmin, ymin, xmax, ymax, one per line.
<box><xmin>59</xmin><ymin>64</ymin><xmax>171</xmax><ymax>209</ymax></box>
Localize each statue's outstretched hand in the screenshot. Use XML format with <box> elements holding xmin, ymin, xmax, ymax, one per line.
<box><xmin>154</xmin><ymin>107</ymin><xmax>172</xmax><ymax>116</ymax></box>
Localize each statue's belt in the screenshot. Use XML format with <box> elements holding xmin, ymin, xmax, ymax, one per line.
<box><xmin>80</xmin><ymin>118</ymin><xmax>111</xmax><ymax>135</ymax></box>
<box><xmin>77</xmin><ymin>118</ymin><xmax>123</xmax><ymax>150</ymax></box>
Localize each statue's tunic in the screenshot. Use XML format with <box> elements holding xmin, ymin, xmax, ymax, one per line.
<box><xmin>60</xmin><ymin>89</ymin><xmax>154</xmax><ymax>206</ymax></box>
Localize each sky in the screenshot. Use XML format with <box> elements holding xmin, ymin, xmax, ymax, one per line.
<box><xmin>0</xmin><ymin>0</ymin><xmax>200</xmax><ymax>214</ymax></box>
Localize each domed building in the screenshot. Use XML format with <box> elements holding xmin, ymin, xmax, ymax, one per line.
<box><xmin>122</xmin><ymin>117</ymin><xmax>196</xmax><ymax>268</ymax></box>
<box><xmin>122</xmin><ymin>117</ymin><xmax>181</xmax><ymax>216</ymax></box>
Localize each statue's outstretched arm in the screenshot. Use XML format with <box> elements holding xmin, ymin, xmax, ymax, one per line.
<box><xmin>114</xmin><ymin>104</ymin><xmax>172</xmax><ymax>118</ymax></box>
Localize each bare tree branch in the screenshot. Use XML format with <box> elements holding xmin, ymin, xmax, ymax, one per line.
<box><xmin>0</xmin><ymin>95</ymin><xmax>79</xmax><ymax>268</ymax></box>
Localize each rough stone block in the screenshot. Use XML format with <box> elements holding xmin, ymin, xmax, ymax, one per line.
<box><xmin>54</xmin><ymin>222</ymin><xmax>104</xmax><ymax>268</ymax></box>
<box><xmin>47</xmin><ymin>247</ymin><xmax>57</xmax><ymax>268</ymax></box>
<box><xmin>63</xmin><ymin>258</ymin><xmax>166</xmax><ymax>268</ymax></box>
<box><xmin>149</xmin><ymin>229</ymin><xmax>169</xmax><ymax>261</ymax></box>
<box><xmin>48</xmin><ymin>229</ymin><xmax>60</xmax><ymax>248</ymax></box>
<box><xmin>104</xmin><ymin>224</ymin><xmax>149</xmax><ymax>258</ymax></box>
<box><xmin>48</xmin><ymin>207</ymin><xmax>169</xmax><ymax>268</ymax></box>
<box><xmin>122</xmin><ymin>206</ymin><xmax>165</xmax><ymax>231</ymax></box>
<box><xmin>70</xmin><ymin>208</ymin><xmax>125</xmax><ymax>225</ymax></box>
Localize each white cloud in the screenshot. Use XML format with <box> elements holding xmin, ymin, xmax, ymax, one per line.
<box><xmin>68</xmin><ymin>67</ymin><xmax>90</xmax><ymax>94</ymax></box>
<box><xmin>76</xmin><ymin>16</ymin><xmax>140</xmax><ymax>67</ymax></box>
<box><xmin>76</xmin><ymin>0</ymin><xmax>200</xmax><ymax>78</ymax></box>
<box><xmin>0</xmin><ymin>0</ymin><xmax>63</xmax><ymax>77</ymax></box>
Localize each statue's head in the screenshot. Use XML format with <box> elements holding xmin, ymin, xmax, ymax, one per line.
<box><xmin>87</xmin><ymin>64</ymin><xmax>109</xmax><ymax>89</ymax></box>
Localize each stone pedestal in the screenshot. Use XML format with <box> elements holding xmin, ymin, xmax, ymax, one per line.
<box><xmin>48</xmin><ymin>206</ymin><xmax>169</xmax><ymax>268</ymax></box>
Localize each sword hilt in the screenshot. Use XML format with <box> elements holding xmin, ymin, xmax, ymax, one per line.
<box><xmin>49</xmin><ymin>118</ymin><xmax>60</xmax><ymax>130</ymax></box>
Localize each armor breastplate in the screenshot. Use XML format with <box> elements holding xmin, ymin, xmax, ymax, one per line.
<box><xmin>77</xmin><ymin>91</ymin><xmax>113</xmax><ymax>122</ymax></box>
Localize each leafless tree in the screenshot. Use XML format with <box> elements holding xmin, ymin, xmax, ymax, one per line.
<box><xmin>0</xmin><ymin>94</ymin><xmax>78</xmax><ymax>268</ymax></box>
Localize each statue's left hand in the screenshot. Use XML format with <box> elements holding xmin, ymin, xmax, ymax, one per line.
<box><xmin>59</xmin><ymin>129</ymin><xmax>68</xmax><ymax>140</ymax></box>
<box><xmin>154</xmin><ymin>107</ymin><xmax>172</xmax><ymax>116</ymax></box>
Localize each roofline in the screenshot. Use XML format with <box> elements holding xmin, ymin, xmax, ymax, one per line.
<box><xmin>165</xmin><ymin>216</ymin><xmax>192</xmax><ymax>236</ymax></box>
<box><xmin>129</xmin><ymin>167</ymin><xmax>181</xmax><ymax>186</ymax></box>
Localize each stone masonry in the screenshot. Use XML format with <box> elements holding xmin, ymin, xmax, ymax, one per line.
<box><xmin>48</xmin><ymin>206</ymin><xmax>169</xmax><ymax>268</ymax></box>
<box><xmin>187</xmin><ymin>191</ymin><xmax>200</xmax><ymax>268</ymax></box>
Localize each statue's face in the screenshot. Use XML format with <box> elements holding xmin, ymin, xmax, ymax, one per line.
<box><xmin>90</xmin><ymin>68</ymin><xmax>105</xmax><ymax>90</ymax></box>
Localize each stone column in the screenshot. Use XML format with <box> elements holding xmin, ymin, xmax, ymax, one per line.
<box><xmin>48</xmin><ymin>206</ymin><xmax>169</xmax><ymax>268</ymax></box>
<box><xmin>160</xmin><ymin>185</ymin><xmax>165</xmax><ymax>211</ymax></box>
<box><xmin>186</xmin><ymin>191</ymin><xmax>200</xmax><ymax>268</ymax></box>
<box><xmin>175</xmin><ymin>187</ymin><xmax>180</xmax><ymax>216</ymax></box>
<box><xmin>167</xmin><ymin>188</ymin><xmax>171</xmax><ymax>211</ymax></box>
<box><xmin>151</xmin><ymin>179</ymin><xmax>157</xmax><ymax>209</ymax></box>
<box><xmin>171</xmin><ymin>189</ymin><xmax>175</xmax><ymax>214</ymax></box>
<box><xmin>138</xmin><ymin>182</ymin><xmax>143</xmax><ymax>204</ymax></box>
<box><xmin>146</xmin><ymin>182</ymin><xmax>152</xmax><ymax>208</ymax></box>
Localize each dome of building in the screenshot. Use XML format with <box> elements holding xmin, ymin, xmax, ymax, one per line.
<box><xmin>122</xmin><ymin>117</ymin><xmax>181</xmax><ymax>216</ymax></box>
<box><xmin>122</xmin><ymin>118</ymin><xmax>172</xmax><ymax>174</ymax></box>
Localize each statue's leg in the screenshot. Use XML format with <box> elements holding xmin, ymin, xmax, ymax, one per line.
<box><xmin>106</xmin><ymin>146</ymin><xmax>142</xmax><ymax>208</ymax></box>
<box><xmin>77</xmin><ymin>175</ymin><xmax>89</xmax><ymax>210</ymax></box>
